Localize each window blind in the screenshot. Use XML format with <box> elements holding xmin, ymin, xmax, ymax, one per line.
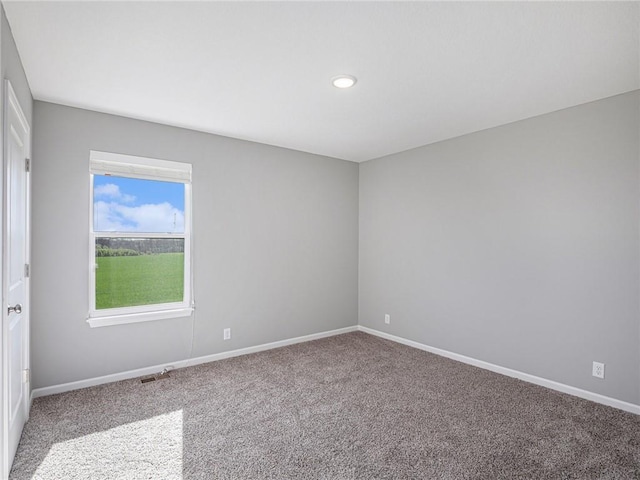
<box><xmin>90</xmin><ymin>151</ymin><xmax>191</xmax><ymax>183</ymax></box>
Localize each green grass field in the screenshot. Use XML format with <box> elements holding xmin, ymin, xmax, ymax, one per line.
<box><xmin>96</xmin><ymin>253</ymin><xmax>184</xmax><ymax>309</ymax></box>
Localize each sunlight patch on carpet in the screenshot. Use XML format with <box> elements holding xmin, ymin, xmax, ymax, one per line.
<box><xmin>33</xmin><ymin>410</ymin><xmax>183</xmax><ymax>480</ymax></box>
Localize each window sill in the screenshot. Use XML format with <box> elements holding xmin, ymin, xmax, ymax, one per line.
<box><xmin>87</xmin><ymin>307</ymin><xmax>193</xmax><ymax>328</ymax></box>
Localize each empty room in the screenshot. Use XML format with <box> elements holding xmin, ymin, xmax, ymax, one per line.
<box><xmin>0</xmin><ymin>1</ymin><xmax>637</xmax><ymax>478</ymax></box>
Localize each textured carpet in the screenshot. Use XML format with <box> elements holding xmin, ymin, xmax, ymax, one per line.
<box><xmin>10</xmin><ymin>332</ymin><xmax>640</xmax><ymax>479</ymax></box>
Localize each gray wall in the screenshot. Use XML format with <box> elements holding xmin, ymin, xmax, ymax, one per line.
<box><xmin>359</xmin><ymin>91</ymin><xmax>640</xmax><ymax>404</ymax></box>
<box><xmin>1</xmin><ymin>7</ymin><xmax>32</xmax><ymax>126</ymax></box>
<box><xmin>29</xmin><ymin>78</ymin><xmax>640</xmax><ymax>405</ymax></box>
<box><xmin>32</xmin><ymin>101</ymin><xmax>359</xmax><ymax>389</ymax></box>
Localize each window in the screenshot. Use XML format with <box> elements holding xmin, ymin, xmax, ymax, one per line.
<box><xmin>88</xmin><ymin>151</ymin><xmax>193</xmax><ymax>327</ymax></box>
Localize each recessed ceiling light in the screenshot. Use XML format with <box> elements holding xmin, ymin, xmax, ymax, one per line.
<box><xmin>332</xmin><ymin>75</ymin><xmax>357</xmax><ymax>89</ymax></box>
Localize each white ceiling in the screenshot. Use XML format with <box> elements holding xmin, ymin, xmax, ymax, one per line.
<box><xmin>3</xmin><ymin>1</ymin><xmax>639</xmax><ymax>162</ymax></box>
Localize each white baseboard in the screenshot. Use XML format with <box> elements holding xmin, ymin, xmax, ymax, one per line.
<box><xmin>31</xmin><ymin>325</ymin><xmax>358</xmax><ymax>399</ymax></box>
<box><xmin>29</xmin><ymin>324</ymin><xmax>640</xmax><ymax>416</ymax></box>
<box><xmin>358</xmin><ymin>326</ymin><xmax>640</xmax><ymax>416</ymax></box>
<box><xmin>177</xmin><ymin>325</ymin><xmax>357</xmax><ymax>368</ymax></box>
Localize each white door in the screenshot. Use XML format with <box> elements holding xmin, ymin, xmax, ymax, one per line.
<box><xmin>2</xmin><ymin>81</ymin><xmax>30</xmax><ymax>477</ymax></box>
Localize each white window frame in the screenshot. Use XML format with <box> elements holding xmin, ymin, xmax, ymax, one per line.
<box><xmin>87</xmin><ymin>151</ymin><xmax>193</xmax><ymax>328</ymax></box>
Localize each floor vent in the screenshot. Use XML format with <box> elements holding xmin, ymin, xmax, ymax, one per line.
<box><xmin>140</xmin><ymin>368</ymin><xmax>172</xmax><ymax>384</ymax></box>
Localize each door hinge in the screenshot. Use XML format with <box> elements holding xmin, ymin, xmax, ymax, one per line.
<box><xmin>25</xmin><ymin>158</ymin><xmax>30</xmax><ymax>172</ymax></box>
<box><xmin>22</xmin><ymin>369</ymin><xmax>30</xmax><ymax>383</ymax></box>
<box><xmin>24</xmin><ymin>263</ymin><xmax>30</xmax><ymax>278</ymax></box>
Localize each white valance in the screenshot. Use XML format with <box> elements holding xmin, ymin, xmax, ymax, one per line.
<box><xmin>90</xmin><ymin>150</ymin><xmax>191</xmax><ymax>183</ymax></box>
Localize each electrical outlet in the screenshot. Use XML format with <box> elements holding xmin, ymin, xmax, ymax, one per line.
<box><xmin>592</xmin><ymin>361</ymin><xmax>605</xmax><ymax>379</ymax></box>
<box><xmin>223</xmin><ymin>328</ymin><xmax>231</xmax><ymax>340</ymax></box>
<box><xmin>384</xmin><ymin>314</ymin><xmax>390</xmax><ymax>325</ymax></box>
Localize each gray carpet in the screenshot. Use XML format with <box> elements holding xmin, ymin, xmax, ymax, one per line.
<box><xmin>10</xmin><ymin>332</ymin><xmax>640</xmax><ymax>479</ymax></box>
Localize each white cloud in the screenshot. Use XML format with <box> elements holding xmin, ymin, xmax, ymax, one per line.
<box><xmin>94</xmin><ymin>183</ymin><xmax>136</xmax><ymax>203</ymax></box>
<box><xmin>94</xmin><ymin>201</ymin><xmax>185</xmax><ymax>233</ymax></box>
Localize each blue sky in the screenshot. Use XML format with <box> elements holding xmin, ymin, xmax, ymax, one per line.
<box><xmin>93</xmin><ymin>175</ymin><xmax>185</xmax><ymax>233</ymax></box>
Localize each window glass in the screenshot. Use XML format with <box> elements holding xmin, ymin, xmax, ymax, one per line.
<box><xmin>95</xmin><ymin>238</ymin><xmax>185</xmax><ymax>309</ymax></box>
<box><xmin>93</xmin><ymin>175</ymin><xmax>185</xmax><ymax>233</ymax></box>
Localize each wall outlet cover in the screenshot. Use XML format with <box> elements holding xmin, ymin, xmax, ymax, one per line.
<box><xmin>592</xmin><ymin>361</ymin><xmax>605</xmax><ymax>379</ymax></box>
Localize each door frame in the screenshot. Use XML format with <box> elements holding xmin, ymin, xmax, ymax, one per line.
<box><xmin>1</xmin><ymin>80</ymin><xmax>31</xmax><ymax>478</ymax></box>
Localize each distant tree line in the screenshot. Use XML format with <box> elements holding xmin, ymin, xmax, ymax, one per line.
<box><xmin>96</xmin><ymin>238</ymin><xmax>184</xmax><ymax>257</ymax></box>
<box><xmin>96</xmin><ymin>246</ymin><xmax>141</xmax><ymax>257</ymax></box>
